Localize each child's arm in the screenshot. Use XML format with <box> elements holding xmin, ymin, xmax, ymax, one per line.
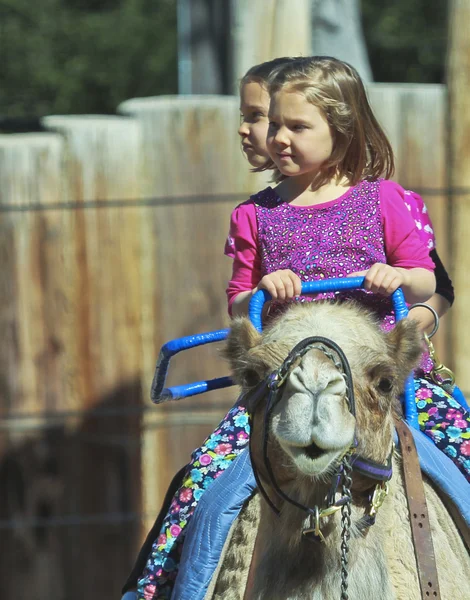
<box><xmin>225</xmin><ymin>201</ymin><xmax>302</xmax><ymax>317</ymax></box>
<box><xmin>394</xmin><ymin>266</ymin><xmax>436</xmax><ymax>304</ymax></box>
<box><xmin>231</xmin><ymin>291</ymin><xmax>253</xmax><ymax>317</ymax></box>
<box><xmin>401</xmin><ymin>189</ymin><xmax>452</xmax><ymax>329</ymax></box>
<box><xmin>399</xmin><ymin>188</ymin><xmax>455</xmax><ymax>331</ymax></box>
<box><xmin>225</xmin><ymin>201</ymin><xmax>260</xmax><ymax>316</ymax></box>
<box><xmin>378</xmin><ymin>181</ymin><xmax>437</xmax><ymax>304</ymax></box>
<box><xmin>407</xmin><ymin>249</ymin><xmax>453</xmax><ymax>332</ymax></box>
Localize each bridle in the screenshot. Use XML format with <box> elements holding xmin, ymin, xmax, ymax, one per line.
<box><xmin>247</xmin><ymin>335</ymin><xmax>395</xmax><ymax>600</ymax></box>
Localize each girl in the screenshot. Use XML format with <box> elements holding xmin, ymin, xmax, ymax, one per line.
<box><xmin>121</xmin><ymin>57</ymin><xmax>293</xmax><ymax>600</ymax></box>
<box><xmin>238</xmin><ymin>60</ymin><xmax>454</xmax><ymax>336</ymax></box>
<box><xmin>225</xmin><ymin>56</ymin><xmax>469</xmax><ymax>483</ymax></box>
<box><xmin>238</xmin><ymin>57</ymin><xmax>293</xmax><ymax>167</ymax></box>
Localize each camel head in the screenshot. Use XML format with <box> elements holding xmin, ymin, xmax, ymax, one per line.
<box><xmin>225</xmin><ymin>301</ymin><xmax>422</xmax><ymax>485</ymax></box>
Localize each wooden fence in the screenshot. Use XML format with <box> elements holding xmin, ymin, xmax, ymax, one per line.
<box><xmin>0</xmin><ymin>83</ymin><xmax>455</xmax><ymax>598</ymax></box>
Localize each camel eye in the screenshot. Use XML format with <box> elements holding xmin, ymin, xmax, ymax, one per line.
<box><xmin>377</xmin><ymin>377</ymin><xmax>394</xmax><ymax>393</ymax></box>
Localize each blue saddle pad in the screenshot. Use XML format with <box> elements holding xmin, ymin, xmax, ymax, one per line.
<box><xmin>173</xmin><ymin>428</ymin><xmax>469</xmax><ymax>600</ymax></box>
<box><xmin>396</xmin><ymin>426</ymin><xmax>469</xmax><ymax>524</ymax></box>
<box><xmin>172</xmin><ymin>449</ymin><xmax>256</xmax><ymax>600</ymax></box>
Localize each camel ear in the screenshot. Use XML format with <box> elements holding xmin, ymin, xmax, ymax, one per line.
<box><xmin>224</xmin><ymin>317</ymin><xmax>272</xmax><ymax>391</ymax></box>
<box><xmin>225</xmin><ymin>317</ymin><xmax>262</xmax><ymax>354</ymax></box>
<box><xmin>386</xmin><ymin>318</ymin><xmax>423</xmax><ymax>382</ymax></box>
<box><xmin>223</xmin><ymin>318</ymin><xmax>263</xmax><ymax>388</ymax></box>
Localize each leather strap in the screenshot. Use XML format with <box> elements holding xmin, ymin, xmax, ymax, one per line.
<box><xmin>395</xmin><ymin>419</ymin><xmax>441</xmax><ymax>600</ymax></box>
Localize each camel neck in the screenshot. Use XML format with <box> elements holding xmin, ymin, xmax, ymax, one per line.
<box><xmin>248</xmin><ymin>500</ymin><xmax>394</xmax><ymax>600</ymax></box>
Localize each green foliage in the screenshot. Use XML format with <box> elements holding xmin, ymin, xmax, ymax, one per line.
<box><xmin>0</xmin><ymin>0</ymin><xmax>177</xmax><ymax>117</ymax></box>
<box><xmin>361</xmin><ymin>0</ymin><xmax>448</xmax><ymax>83</ymax></box>
<box><xmin>0</xmin><ymin>1</ymin><xmax>449</xmax><ymax>118</ymax></box>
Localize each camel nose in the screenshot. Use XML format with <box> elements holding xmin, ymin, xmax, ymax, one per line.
<box><xmin>287</xmin><ymin>358</ymin><xmax>346</xmax><ymax>400</ymax></box>
<box><xmin>272</xmin><ymin>353</ymin><xmax>355</xmax><ymax>451</ymax></box>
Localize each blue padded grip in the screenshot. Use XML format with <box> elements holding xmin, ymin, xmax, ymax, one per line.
<box><xmin>151</xmin><ymin>329</ymin><xmax>230</xmax><ymax>403</ymax></box>
<box><xmin>156</xmin><ymin>377</ymin><xmax>234</xmax><ymax>402</ymax></box>
<box><xmin>151</xmin><ymin>277</ymin><xmax>467</xmax><ymax>428</ymax></box>
<box><xmin>248</xmin><ymin>276</ymin><xmax>408</xmax><ymax>329</ymax></box>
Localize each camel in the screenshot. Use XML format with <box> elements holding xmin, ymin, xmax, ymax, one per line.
<box><xmin>205</xmin><ymin>301</ymin><xmax>470</xmax><ymax>600</ymax></box>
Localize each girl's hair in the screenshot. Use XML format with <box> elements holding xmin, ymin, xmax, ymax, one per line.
<box><xmin>240</xmin><ymin>57</ymin><xmax>295</xmax><ymax>89</ymax></box>
<box><xmin>258</xmin><ymin>56</ymin><xmax>395</xmax><ymax>184</ymax></box>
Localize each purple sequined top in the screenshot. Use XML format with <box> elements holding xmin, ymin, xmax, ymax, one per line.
<box><xmin>225</xmin><ymin>179</ymin><xmax>434</xmax><ymax>333</ymax></box>
<box><xmin>255</xmin><ymin>179</ymin><xmax>396</xmax><ymax>325</ymax></box>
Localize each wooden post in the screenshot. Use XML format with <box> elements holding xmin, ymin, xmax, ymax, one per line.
<box><xmin>0</xmin><ymin>119</ymin><xmax>146</xmax><ymax>599</ymax></box>
<box><xmin>368</xmin><ymin>83</ymin><xmax>449</xmax><ymax>361</ymax></box>
<box><xmin>119</xmin><ymin>94</ymin><xmax>270</xmax><ymax>537</ymax></box>
<box><xmin>230</xmin><ymin>0</ymin><xmax>312</xmax><ymax>89</ymax></box>
<box><xmin>447</xmin><ymin>0</ymin><xmax>470</xmax><ymax>389</ymax></box>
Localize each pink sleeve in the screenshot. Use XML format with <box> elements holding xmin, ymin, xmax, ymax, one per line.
<box><xmin>379</xmin><ymin>180</ymin><xmax>435</xmax><ymax>270</ymax></box>
<box><xmin>224</xmin><ymin>201</ymin><xmax>261</xmax><ymax>314</ymax></box>
<box><xmin>402</xmin><ymin>189</ymin><xmax>435</xmax><ymax>251</ymax></box>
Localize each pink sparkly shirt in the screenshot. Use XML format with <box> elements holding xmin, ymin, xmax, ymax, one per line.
<box><xmin>225</xmin><ymin>179</ymin><xmax>435</xmax><ymax>325</ymax></box>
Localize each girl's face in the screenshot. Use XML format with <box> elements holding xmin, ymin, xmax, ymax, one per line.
<box><xmin>238</xmin><ymin>82</ymin><xmax>270</xmax><ymax>167</ymax></box>
<box><xmin>267</xmin><ymin>90</ymin><xmax>334</xmax><ymax>178</ymax></box>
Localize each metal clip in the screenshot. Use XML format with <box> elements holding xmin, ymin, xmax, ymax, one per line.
<box><xmin>423</xmin><ymin>334</ymin><xmax>455</xmax><ymax>388</ymax></box>
<box><xmin>369</xmin><ymin>482</ymin><xmax>389</xmax><ymax>518</ymax></box>
<box><xmin>303</xmin><ymin>506</ymin><xmax>326</xmax><ymax>542</ymax></box>
<box><xmin>319</xmin><ymin>503</ymin><xmax>344</xmax><ymax>519</ymax></box>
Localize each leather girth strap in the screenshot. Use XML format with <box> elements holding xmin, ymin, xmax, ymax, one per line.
<box><xmin>395</xmin><ymin>419</ymin><xmax>441</xmax><ymax>600</ymax></box>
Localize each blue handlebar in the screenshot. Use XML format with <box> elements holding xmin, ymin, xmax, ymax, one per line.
<box><xmin>248</xmin><ymin>276</ymin><xmax>408</xmax><ymax>330</ymax></box>
<box><xmin>150</xmin><ymin>329</ymin><xmax>230</xmax><ymax>403</ymax></box>
<box><xmin>150</xmin><ymin>276</ymin><xmax>419</xmax><ymax>426</ymax></box>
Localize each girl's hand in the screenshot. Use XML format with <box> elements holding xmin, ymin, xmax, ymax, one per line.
<box><xmin>253</xmin><ymin>269</ymin><xmax>302</xmax><ymax>301</ymax></box>
<box><xmin>349</xmin><ymin>263</ymin><xmax>408</xmax><ymax>296</ymax></box>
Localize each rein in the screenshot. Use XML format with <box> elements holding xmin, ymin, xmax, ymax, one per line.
<box><xmin>395</xmin><ymin>419</ymin><xmax>442</xmax><ymax>600</ymax></box>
